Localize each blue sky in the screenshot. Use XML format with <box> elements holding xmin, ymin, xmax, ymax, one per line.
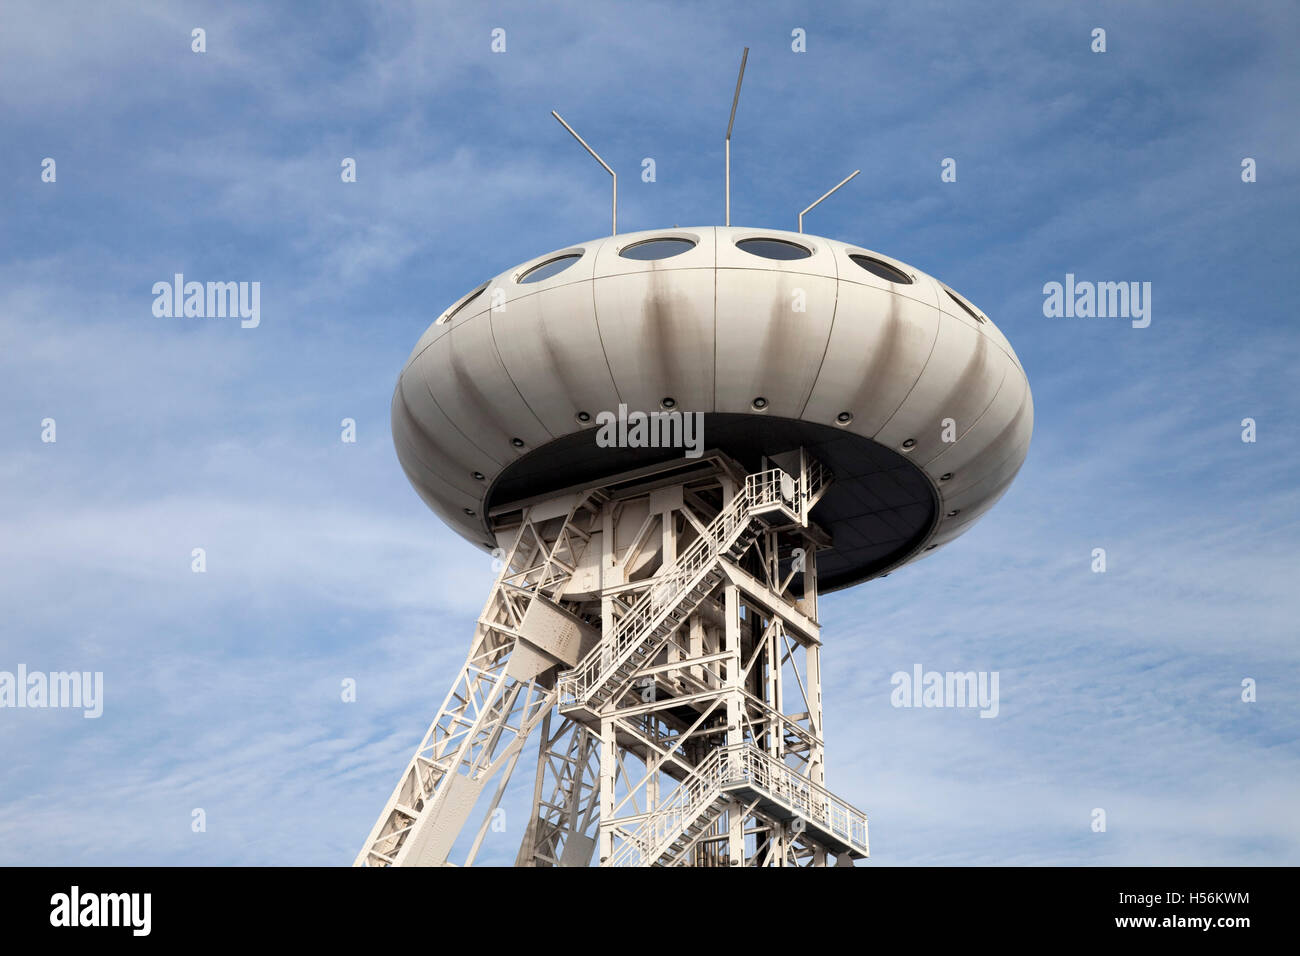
<box><xmin>1</xmin><ymin>0</ymin><xmax>1297</xmax><ymax>865</ymax></box>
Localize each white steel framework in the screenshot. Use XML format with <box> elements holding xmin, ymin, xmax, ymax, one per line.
<box><xmin>356</xmin><ymin>451</ymin><xmax>868</xmax><ymax>867</ymax></box>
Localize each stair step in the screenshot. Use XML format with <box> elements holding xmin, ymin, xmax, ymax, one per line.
<box><xmin>575</xmin><ymin>483</ymin><xmax>796</xmax><ymax>710</ymax></box>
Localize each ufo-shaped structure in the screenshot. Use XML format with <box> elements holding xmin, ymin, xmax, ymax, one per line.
<box><xmin>393</xmin><ymin>225</ymin><xmax>1032</xmax><ymax>592</ymax></box>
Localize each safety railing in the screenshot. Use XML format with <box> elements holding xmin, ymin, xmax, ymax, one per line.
<box><xmin>558</xmin><ymin>469</ymin><xmax>802</xmax><ymax>709</ymax></box>
<box><xmin>606</xmin><ymin>748</ymin><xmax>729</xmax><ymax>867</ymax></box>
<box><xmin>607</xmin><ymin>743</ymin><xmax>868</xmax><ymax>866</ymax></box>
<box><xmin>730</xmin><ymin>745</ymin><xmax>868</xmax><ymax>855</ymax></box>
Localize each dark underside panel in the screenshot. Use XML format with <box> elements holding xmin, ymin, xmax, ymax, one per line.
<box><xmin>486</xmin><ymin>414</ymin><xmax>937</xmax><ymax>592</ymax></box>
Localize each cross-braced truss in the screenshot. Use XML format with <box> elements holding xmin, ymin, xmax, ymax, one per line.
<box><xmin>356</xmin><ymin>451</ymin><xmax>868</xmax><ymax>867</ymax></box>
<box><xmin>514</xmin><ymin>713</ymin><xmax>601</xmax><ymax>866</ymax></box>
<box><xmin>354</xmin><ymin>491</ymin><xmax>604</xmax><ymax>867</ymax></box>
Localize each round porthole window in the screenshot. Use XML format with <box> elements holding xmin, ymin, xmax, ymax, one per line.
<box><xmin>736</xmin><ymin>237</ymin><xmax>812</xmax><ymax>260</ymax></box>
<box><xmin>944</xmin><ymin>286</ymin><xmax>987</xmax><ymax>324</ymax></box>
<box><xmin>439</xmin><ymin>283</ymin><xmax>488</xmax><ymax>324</ymax></box>
<box><xmin>619</xmin><ymin>237</ymin><xmax>697</xmax><ymax>260</ymax></box>
<box><xmin>850</xmin><ymin>254</ymin><xmax>913</xmax><ymax>285</ymax></box>
<box><xmin>519</xmin><ymin>253</ymin><xmax>582</xmax><ymax>284</ymax></box>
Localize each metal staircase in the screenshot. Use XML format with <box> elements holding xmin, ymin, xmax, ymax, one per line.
<box><xmin>608</xmin><ymin>745</ymin><xmax>870</xmax><ymax>867</ymax></box>
<box><xmin>558</xmin><ymin>468</ymin><xmax>806</xmax><ymax>717</ymax></box>
<box><xmin>607</xmin><ymin>748</ymin><xmax>730</xmax><ymax>867</ymax></box>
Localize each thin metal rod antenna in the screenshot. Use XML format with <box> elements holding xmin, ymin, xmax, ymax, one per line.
<box><xmin>551</xmin><ymin>110</ymin><xmax>617</xmax><ymax>235</ymax></box>
<box><xmin>725</xmin><ymin>47</ymin><xmax>749</xmax><ymax>227</ymax></box>
<box><xmin>798</xmin><ymin>169</ymin><xmax>861</xmax><ymax>233</ymax></box>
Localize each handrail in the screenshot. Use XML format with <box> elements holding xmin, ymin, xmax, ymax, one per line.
<box><xmin>730</xmin><ymin>745</ymin><xmax>868</xmax><ymax>854</ymax></box>
<box><xmin>608</xmin><ymin>744</ymin><xmax>868</xmax><ymax>866</ymax></box>
<box><xmin>558</xmin><ymin>469</ymin><xmax>802</xmax><ymax>708</ymax></box>
<box><xmin>607</xmin><ymin>748</ymin><xmax>730</xmax><ymax>867</ymax></box>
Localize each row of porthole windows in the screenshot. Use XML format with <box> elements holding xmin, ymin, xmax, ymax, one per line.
<box><xmin>441</xmin><ymin>235</ymin><xmax>983</xmax><ymax>323</ymax></box>
<box><xmin>516</xmin><ymin>235</ymin><xmax>925</xmax><ymax>282</ymax></box>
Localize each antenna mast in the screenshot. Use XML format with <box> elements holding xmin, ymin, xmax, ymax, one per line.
<box><xmin>798</xmin><ymin>169</ymin><xmax>861</xmax><ymax>233</ymax></box>
<box><xmin>552</xmin><ymin>111</ymin><xmax>617</xmax><ymax>235</ymax></box>
<box><xmin>725</xmin><ymin>47</ymin><xmax>748</xmax><ymax>227</ymax></box>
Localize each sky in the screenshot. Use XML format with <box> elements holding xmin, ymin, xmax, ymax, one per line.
<box><xmin>0</xmin><ymin>0</ymin><xmax>1297</xmax><ymax>866</ymax></box>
